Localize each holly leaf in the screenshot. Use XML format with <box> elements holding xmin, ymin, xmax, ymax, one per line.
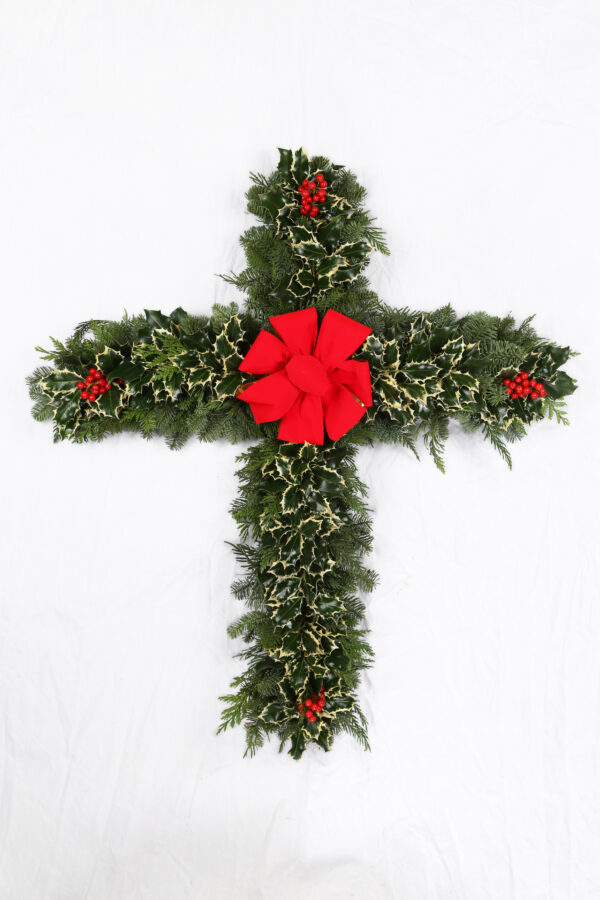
<box><xmin>224</xmin><ymin>316</ymin><xmax>243</xmax><ymax>344</ymax></box>
<box><xmin>317</xmin><ymin>216</ymin><xmax>345</xmax><ymax>252</ymax></box>
<box><xmin>550</xmin><ymin>345</ymin><xmax>571</xmax><ymax>368</ymax></box>
<box><xmin>292</xmin><ymin>147</ymin><xmax>310</xmax><ymax>185</ymax></box>
<box><xmin>452</xmin><ymin>372</ymin><xmax>479</xmax><ymax>390</ymax></box>
<box><xmin>53</xmin><ymin>394</ymin><xmax>80</xmax><ymax>425</ymax></box>
<box><xmin>42</xmin><ymin>369</ymin><xmax>81</xmax><ymax>394</ymax></box>
<box><xmin>255</xmin><ymin>189</ymin><xmax>285</xmax><ymax>219</ymax></box>
<box><xmin>289</xmin><ymin>730</ymin><xmax>306</xmax><ymax>760</ymax></box>
<box><xmin>216</xmin><ymin>371</ymin><xmax>244</xmax><ymax>397</ymax></box>
<box><xmin>96</xmin><ymin>387</ymin><xmax>124</xmax><ymax>416</ymax></box>
<box><xmin>293</xmin><ymin>241</ymin><xmax>327</xmax><ymax>262</ymax></box>
<box><xmin>108</xmin><ymin>359</ymin><xmax>147</xmax><ymax>385</ymax></box>
<box><xmin>546</xmin><ymin>371</ymin><xmax>577</xmax><ymax>398</ymax></box>
<box><xmin>277</xmin><ymin>148</ymin><xmax>293</xmax><ymax>174</ymax></box>
<box><xmin>169</xmin><ymin>307</ymin><xmax>187</xmax><ymax>325</ymax></box>
<box><xmin>144</xmin><ymin>309</ymin><xmax>171</xmax><ymax>330</ymax></box>
<box><xmin>289</xmin><ymin>660</ymin><xmax>308</xmax><ymax>693</ymax></box>
<box><xmin>95</xmin><ymin>347</ymin><xmax>124</xmax><ymax>376</ymax></box>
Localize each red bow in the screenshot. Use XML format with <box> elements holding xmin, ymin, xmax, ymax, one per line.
<box><xmin>237</xmin><ymin>308</ymin><xmax>372</xmax><ymax>444</ymax></box>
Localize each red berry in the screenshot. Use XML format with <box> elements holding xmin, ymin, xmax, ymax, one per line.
<box><xmin>90</xmin><ymin>384</ymin><xmax>100</xmax><ymax>394</ymax></box>
<box><xmin>318</xmin><ymin>191</ymin><xmax>326</xmax><ymax>201</ymax></box>
<box><xmin>307</xmin><ymin>181</ymin><xmax>316</xmax><ymax>190</ymax></box>
<box><xmin>521</xmin><ymin>371</ymin><xmax>529</xmax><ymax>379</ymax></box>
<box><xmin>305</xmin><ymin>699</ymin><xmax>312</xmax><ymax>708</ymax></box>
<box><xmin>511</xmin><ymin>392</ymin><xmax>518</xmax><ymax>398</ymax></box>
<box><xmin>539</xmin><ymin>388</ymin><xmax>546</xmax><ymax>396</ymax></box>
<box><xmin>302</xmin><ymin>179</ymin><xmax>310</xmax><ymax>188</ymax></box>
<box><xmin>309</xmin><ymin>207</ymin><xmax>318</xmax><ymax>217</ymax></box>
<box><xmin>81</xmin><ymin>391</ymin><xmax>88</xmax><ymax>399</ymax></box>
<box><xmin>76</xmin><ymin>381</ymin><xmax>85</xmax><ymax>389</ymax></box>
<box><xmin>320</xmin><ymin>180</ymin><xmax>328</xmax><ymax>188</ymax></box>
<box><xmin>85</xmin><ymin>375</ymin><xmax>94</xmax><ymax>385</ymax></box>
<box><xmin>508</xmin><ymin>382</ymin><xmax>516</xmax><ymax>390</ymax></box>
<box><xmin>89</xmin><ymin>368</ymin><xmax>97</xmax><ymax>376</ymax></box>
<box><xmin>502</xmin><ymin>378</ymin><xmax>510</xmax><ymax>386</ymax></box>
<box><xmin>514</xmin><ymin>375</ymin><xmax>522</xmax><ymax>383</ymax></box>
<box><xmin>531</xmin><ymin>391</ymin><xmax>539</xmax><ymax>399</ymax></box>
<box><xmin>88</xmin><ymin>394</ymin><xmax>96</xmax><ymax>402</ymax></box>
<box><xmin>118</xmin><ymin>379</ymin><xmax>125</xmax><ymax>386</ymax></box>
<box><xmin>316</xmin><ymin>173</ymin><xmax>324</xmax><ymax>182</ymax></box>
<box><xmin>301</xmin><ymin>207</ymin><xmax>309</xmax><ymax>215</ymax></box>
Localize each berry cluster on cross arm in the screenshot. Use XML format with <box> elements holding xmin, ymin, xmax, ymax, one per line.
<box><xmin>76</xmin><ymin>367</ymin><xmax>124</xmax><ymax>403</ymax></box>
<box><xmin>503</xmin><ymin>370</ymin><xmax>546</xmax><ymax>401</ymax></box>
<box><xmin>298</xmin><ymin>173</ymin><xmax>328</xmax><ymax>217</ymax></box>
<box><xmin>298</xmin><ymin>686</ymin><xmax>326</xmax><ymax>723</ymax></box>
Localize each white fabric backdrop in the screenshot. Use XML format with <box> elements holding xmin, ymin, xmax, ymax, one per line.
<box><xmin>1</xmin><ymin>2</ymin><xmax>599</xmax><ymax>898</ymax></box>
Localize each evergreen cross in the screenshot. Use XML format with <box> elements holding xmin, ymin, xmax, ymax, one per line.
<box><xmin>29</xmin><ymin>148</ymin><xmax>577</xmax><ymax>760</ymax></box>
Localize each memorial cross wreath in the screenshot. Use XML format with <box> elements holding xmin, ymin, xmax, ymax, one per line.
<box><xmin>28</xmin><ymin>148</ymin><xmax>577</xmax><ymax>759</ymax></box>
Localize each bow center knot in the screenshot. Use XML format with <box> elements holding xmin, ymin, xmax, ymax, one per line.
<box><xmin>285</xmin><ymin>354</ymin><xmax>331</xmax><ymax>397</ymax></box>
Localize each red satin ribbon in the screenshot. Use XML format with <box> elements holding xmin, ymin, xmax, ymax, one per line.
<box><xmin>238</xmin><ymin>308</ymin><xmax>373</xmax><ymax>444</ymax></box>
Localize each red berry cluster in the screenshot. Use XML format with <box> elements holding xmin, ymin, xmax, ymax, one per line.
<box><xmin>298</xmin><ymin>173</ymin><xmax>328</xmax><ymax>217</ymax></box>
<box><xmin>76</xmin><ymin>367</ymin><xmax>124</xmax><ymax>403</ymax></box>
<box><xmin>298</xmin><ymin>686</ymin><xmax>326</xmax><ymax>723</ymax></box>
<box><xmin>503</xmin><ymin>371</ymin><xmax>546</xmax><ymax>401</ymax></box>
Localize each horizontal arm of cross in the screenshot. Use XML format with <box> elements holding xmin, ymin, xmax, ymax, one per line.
<box><xmin>29</xmin><ymin>301</ymin><xmax>575</xmax><ymax>467</ymax></box>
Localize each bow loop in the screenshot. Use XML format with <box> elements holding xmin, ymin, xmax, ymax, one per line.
<box><xmin>315</xmin><ymin>309</ymin><xmax>372</xmax><ymax>370</ymax></box>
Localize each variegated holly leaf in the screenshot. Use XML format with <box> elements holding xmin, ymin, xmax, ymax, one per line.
<box><xmin>144</xmin><ymin>309</ymin><xmax>172</xmax><ymax>330</ymax></box>
<box><xmin>215</xmin><ymin>371</ymin><xmax>244</xmax><ymax>397</ymax></box>
<box><xmin>41</xmin><ymin>369</ymin><xmax>81</xmax><ymax>394</ymax></box>
<box><xmin>95</xmin><ymin>346</ymin><xmax>124</xmax><ymax>375</ymax></box>
<box><xmin>107</xmin><ymin>359</ymin><xmax>147</xmax><ymax>387</ymax></box>
<box><xmin>53</xmin><ymin>394</ymin><xmax>81</xmax><ymax>425</ymax></box>
<box><xmin>96</xmin><ymin>386</ymin><xmax>126</xmax><ymax>417</ymax></box>
<box><xmin>546</xmin><ymin>371</ymin><xmax>576</xmax><ymax>398</ymax></box>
